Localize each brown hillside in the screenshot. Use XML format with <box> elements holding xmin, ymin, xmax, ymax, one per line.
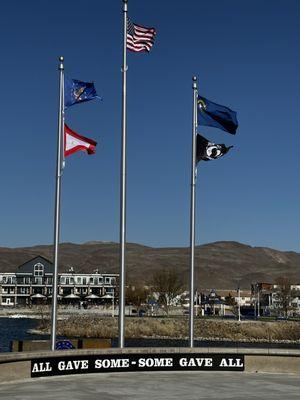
<box><xmin>0</xmin><ymin>241</ymin><xmax>300</xmax><ymax>289</ymax></box>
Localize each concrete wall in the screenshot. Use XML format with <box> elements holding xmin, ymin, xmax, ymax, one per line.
<box><xmin>245</xmin><ymin>355</ymin><xmax>300</xmax><ymax>374</ymax></box>
<box><xmin>0</xmin><ymin>347</ymin><xmax>299</xmax><ymax>383</ymax></box>
<box><xmin>0</xmin><ymin>360</ymin><xmax>30</xmax><ymax>382</ymax></box>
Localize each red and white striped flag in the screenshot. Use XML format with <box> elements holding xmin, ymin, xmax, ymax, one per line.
<box><xmin>64</xmin><ymin>124</ymin><xmax>97</xmax><ymax>157</ymax></box>
<box><xmin>126</xmin><ymin>17</ymin><xmax>156</xmax><ymax>53</ymax></box>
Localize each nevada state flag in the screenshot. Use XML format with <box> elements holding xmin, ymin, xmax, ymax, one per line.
<box><xmin>197</xmin><ymin>96</ymin><xmax>238</xmax><ymax>135</ymax></box>
<box><xmin>64</xmin><ymin>124</ymin><xmax>97</xmax><ymax>157</ymax></box>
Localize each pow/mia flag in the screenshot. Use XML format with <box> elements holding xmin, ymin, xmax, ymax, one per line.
<box><xmin>196</xmin><ymin>134</ymin><xmax>233</xmax><ymax>163</ymax></box>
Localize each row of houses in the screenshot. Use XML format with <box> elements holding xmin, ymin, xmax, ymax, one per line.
<box><xmin>189</xmin><ymin>283</ymin><xmax>300</xmax><ymax>317</ymax></box>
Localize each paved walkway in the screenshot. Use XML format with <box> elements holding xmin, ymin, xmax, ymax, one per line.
<box><xmin>0</xmin><ymin>372</ymin><xmax>299</xmax><ymax>399</ymax></box>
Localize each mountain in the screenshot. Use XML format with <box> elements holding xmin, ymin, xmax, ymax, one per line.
<box><xmin>0</xmin><ymin>241</ymin><xmax>300</xmax><ymax>289</ymax></box>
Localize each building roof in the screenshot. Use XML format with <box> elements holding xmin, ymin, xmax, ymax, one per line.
<box><xmin>16</xmin><ymin>255</ymin><xmax>53</xmax><ymax>274</ymax></box>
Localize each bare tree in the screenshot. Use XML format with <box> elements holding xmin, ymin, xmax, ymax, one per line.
<box><xmin>274</xmin><ymin>277</ymin><xmax>298</xmax><ymax>318</ymax></box>
<box><xmin>151</xmin><ymin>268</ymin><xmax>183</xmax><ymax>315</ymax></box>
<box><xmin>36</xmin><ymin>304</ymin><xmax>51</xmax><ymax>330</ymax></box>
<box><xmin>225</xmin><ymin>293</ymin><xmax>238</xmax><ymax>316</ymax></box>
<box><xmin>126</xmin><ymin>284</ymin><xmax>149</xmax><ymax>312</ymax></box>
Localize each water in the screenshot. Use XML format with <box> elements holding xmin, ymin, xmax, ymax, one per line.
<box><xmin>1</xmin><ymin>318</ymin><xmax>300</xmax><ymax>353</ymax></box>
<box><xmin>0</xmin><ymin>317</ymin><xmax>48</xmax><ymax>352</ymax></box>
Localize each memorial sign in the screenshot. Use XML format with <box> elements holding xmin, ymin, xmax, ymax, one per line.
<box><xmin>31</xmin><ymin>353</ymin><xmax>244</xmax><ymax>377</ymax></box>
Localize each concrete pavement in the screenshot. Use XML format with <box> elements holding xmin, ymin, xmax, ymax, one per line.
<box><xmin>0</xmin><ymin>372</ymin><xmax>300</xmax><ymax>399</ymax></box>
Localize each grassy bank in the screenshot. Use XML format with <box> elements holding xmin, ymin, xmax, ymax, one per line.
<box><xmin>39</xmin><ymin>316</ymin><xmax>300</xmax><ymax>343</ymax></box>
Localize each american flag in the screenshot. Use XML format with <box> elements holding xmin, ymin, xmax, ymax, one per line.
<box><xmin>127</xmin><ymin>17</ymin><xmax>156</xmax><ymax>53</ymax></box>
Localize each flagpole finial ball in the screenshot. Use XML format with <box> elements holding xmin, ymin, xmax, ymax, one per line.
<box><xmin>59</xmin><ymin>56</ymin><xmax>64</xmax><ymax>62</ymax></box>
<box><xmin>193</xmin><ymin>76</ymin><xmax>197</xmax><ymax>82</ymax></box>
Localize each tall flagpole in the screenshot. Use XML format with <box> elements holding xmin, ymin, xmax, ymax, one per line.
<box><xmin>238</xmin><ymin>287</ymin><xmax>241</xmax><ymax>322</ymax></box>
<box><xmin>189</xmin><ymin>76</ymin><xmax>198</xmax><ymax>348</ymax></box>
<box><xmin>50</xmin><ymin>56</ymin><xmax>65</xmax><ymax>351</ymax></box>
<box><xmin>119</xmin><ymin>0</ymin><xmax>128</xmax><ymax>348</ymax></box>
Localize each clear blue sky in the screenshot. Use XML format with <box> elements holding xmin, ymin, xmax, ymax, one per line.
<box><xmin>0</xmin><ymin>0</ymin><xmax>299</xmax><ymax>251</ymax></box>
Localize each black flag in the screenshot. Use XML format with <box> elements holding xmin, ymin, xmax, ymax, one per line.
<box><xmin>196</xmin><ymin>134</ymin><xmax>233</xmax><ymax>163</ymax></box>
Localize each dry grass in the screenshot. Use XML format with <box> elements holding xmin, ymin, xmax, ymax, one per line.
<box><xmin>40</xmin><ymin>316</ymin><xmax>300</xmax><ymax>343</ymax></box>
<box><xmin>194</xmin><ymin>319</ymin><xmax>300</xmax><ymax>342</ymax></box>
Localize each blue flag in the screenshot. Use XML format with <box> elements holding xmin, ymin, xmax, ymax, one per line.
<box><xmin>197</xmin><ymin>96</ymin><xmax>238</xmax><ymax>135</ymax></box>
<box><xmin>55</xmin><ymin>340</ymin><xmax>75</xmax><ymax>350</ymax></box>
<box><xmin>65</xmin><ymin>77</ymin><xmax>101</xmax><ymax>108</ymax></box>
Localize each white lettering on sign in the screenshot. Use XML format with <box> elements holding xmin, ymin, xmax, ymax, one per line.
<box><xmin>138</xmin><ymin>358</ymin><xmax>173</xmax><ymax>368</ymax></box>
<box><xmin>31</xmin><ymin>354</ymin><xmax>244</xmax><ymax>377</ymax></box>
<box><xmin>95</xmin><ymin>358</ymin><xmax>130</xmax><ymax>369</ymax></box>
<box><xmin>31</xmin><ymin>362</ymin><xmax>52</xmax><ymax>373</ymax></box>
<box><xmin>219</xmin><ymin>358</ymin><xmax>244</xmax><ymax>368</ymax></box>
<box><xmin>58</xmin><ymin>360</ymin><xmax>89</xmax><ymax>371</ymax></box>
<box><xmin>179</xmin><ymin>358</ymin><xmax>213</xmax><ymax>367</ymax></box>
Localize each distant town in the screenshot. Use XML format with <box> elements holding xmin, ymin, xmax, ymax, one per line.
<box><xmin>0</xmin><ymin>255</ymin><xmax>299</xmax><ymax>319</ymax></box>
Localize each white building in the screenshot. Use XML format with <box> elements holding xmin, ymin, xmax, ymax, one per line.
<box><xmin>0</xmin><ymin>256</ymin><xmax>118</xmax><ymax>307</ymax></box>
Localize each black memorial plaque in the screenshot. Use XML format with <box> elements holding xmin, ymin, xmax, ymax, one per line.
<box><xmin>31</xmin><ymin>353</ymin><xmax>244</xmax><ymax>377</ymax></box>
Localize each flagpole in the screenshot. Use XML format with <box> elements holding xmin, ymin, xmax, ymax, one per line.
<box><xmin>50</xmin><ymin>56</ymin><xmax>65</xmax><ymax>351</ymax></box>
<box><xmin>119</xmin><ymin>0</ymin><xmax>128</xmax><ymax>348</ymax></box>
<box><xmin>189</xmin><ymin>76</ymin><xmax>198</xmax><ymax>348</ymax></box>
<box><xmin>238</xmin><ymin>287</ymin><xmax>241</xmax><ymax>322</ymax></box>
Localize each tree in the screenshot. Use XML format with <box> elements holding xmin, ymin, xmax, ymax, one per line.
<box><xmin>151</xmin><ymin>268</ymin><xmax>183</xmax><ymax>315</ymax></box>
<box><xmin>126</xmin><ymin>284</ymin><xmax>149</xmax><ymax>312</ymax></box>
<box><xmin>274</xmin><ymin>277</ymin><xmax>298</xmax><ymax>318</ymax></box>
<box><xmin>225</xmin><ymin>293</ymin><xmax>236</xmax><ymax>307</ymax></box>
<box><xmin>225</xmin><ymin>293</ymin><xmax>238</xmax><ymax>316</ymax></box>
<box><xmin>36</xmin><ymin>304</ymin><xmax>51</xmax><ymax>330</ymax></box>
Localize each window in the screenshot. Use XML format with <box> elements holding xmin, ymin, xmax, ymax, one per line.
<box><xmin>105</xmin><ymin>277</ymin><xmax>110</xmax><ymax>284</ymax></box>
<box><xmin>34</xmin><ymin>263</ymin><xmax>44</xmax><ymax>277</ymax></box>
<box><xmin>83</xmin><ymin>278</ymin><xmax>87</xmax><ymax>285</ymax></box>
<box><xmin>90</xmin><ymin>277</ymin><xmax>94</xmax><ymax>284</ymax></box>
<box><xmin>34</xmin><ymin>277</ymin><xmax>43</xmax><ymax>285</ymax></box>
<box><xmin>45</xmin><ymin>277</ymin><xmax>53</xmax><ymax>285</ymax></box>
<box><xmin>60</xmin><ymin>276</ymin><xmax>66</xmax><ymax>284</ymax></box>
<box><xmin>77</xmin><ymin>277</ymin><xmax>82</xmax><ymax>284</ymax></box>
<box><xmin>3</xmin><ymin>276</ymin><xmax>15</xmax><ymax>284</ymax></box>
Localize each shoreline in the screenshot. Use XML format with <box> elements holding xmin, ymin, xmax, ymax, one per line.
<box><xmin>25</xmin><ymin>327</ymin><xmax>300</xmax><ymax>346</ymax></box>
<box><xmin>0</xmin><ymin>312</ymin><xmax>299</xmax><ymax>348</ymax></box>
<box><xmin>1</xmin><ymin>309</ymin><xmax>300</xmax><ymax>346</ymax></box>
<box><xmin>0</xmin><ymin>307</ymin><xmax>114</xmax><ymax>319</ymax></box>
<box><xmin>29</xmin><ymin>315</ymin><xmax>300</xmax><ymax>345</ymax></box>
